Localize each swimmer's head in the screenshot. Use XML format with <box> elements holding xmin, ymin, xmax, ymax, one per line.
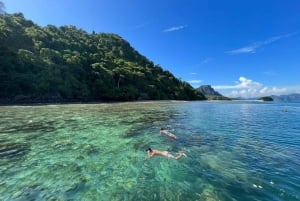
<box><xmin>160</xmin><ymin>128</ymin><xmax>165</xmax><ymax>131</ymax></box>
<box><xmin>146</xmin><ymin>148</ymin><xmax>152</xmax><ymax>152</ymax></box>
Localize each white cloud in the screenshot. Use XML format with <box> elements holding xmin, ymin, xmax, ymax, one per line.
<box><xmin>212</xmin><ymin>76</ymin><xmax>300</xmax><ymax>98</ymax></box>
<box><xmin>163</xmin><ymin>25</ymin><xmax>187</xmax><ymax>32</ymax></box>
<box><xmin>214</xmin><ymin>77</ymin><xmax>262</xmax><ymax>90</ymax></box>
<box><xmin>225</xmin><ymin>32</ymin><xmax>297</xmax><ymax>55</ymax></box>
<box><xmin>226</xmin><ymin>46</ymin><xmax>258</xmax><ymax>54</ymax></box>
<box><xmin>188</xmin><ymin>80</ymin><xmax>202</xmax><ymax>86</ymax></box>
<box><xmin>188</xmin><ymin>80</ymin><xmax>202</xmax><ymax>84</ymax></box>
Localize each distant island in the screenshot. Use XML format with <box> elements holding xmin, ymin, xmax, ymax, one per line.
<box><xmin>271</xmin><ymin>94</ymin><xmax>300</xmax><ymax>102</ymax></box>
<box><xmin>228</xmin><ymin>94</ymin><xmax>300</xmax><ymax>102</ymax></box>
<box><xmin>196</xmin><ymin>85</ymin><xmax>231</xmax><ymax>100</ymax></box>
<box><xmin>0</xmin><ymin>13</ymin><xmax>206</xmax><ymax>104</ymax></box>
<box><xmin>257</xmin><ymin>96</ymin><xmax>273</xmax><ymax>101</ymax></box>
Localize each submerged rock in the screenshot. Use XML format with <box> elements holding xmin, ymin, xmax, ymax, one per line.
<box><xmin>20</xmin><ymin>185</ymin><xmax>43</xmax><ymax>201</ymax></box>
<box><xmin>0</xmin><ymin>142</ymin><xmax>30</xmax><ymax>158</ymax></box>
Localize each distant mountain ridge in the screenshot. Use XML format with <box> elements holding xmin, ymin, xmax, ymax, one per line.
<box><xmin>196</xmin><ymin>85</ymin><xmax>221</xmax><ymax>96</ymax></box>
<box><xmin>271</xmin><ymin>94</ymin><xmax>300</xmax><ymax>102</ymax></box>
<box><xmin>196</xmin><ymin>85</ymin><xmax>231</xmax><ymax>100</ymax></box>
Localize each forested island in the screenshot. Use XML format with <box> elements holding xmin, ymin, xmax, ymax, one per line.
<box><xmin>196</xmin><ymin>85</ymin><xmax>231</xmax><ymax>100</ymax></box>
<box><xmin>257</xmin><ymin>96</ymin><xmax>273</xmax><ymax>101</ymax></box>
<box><xmin>0</xmin><ymin>13</ymin><xmax>206</xmax><ymax>104</ymax></box>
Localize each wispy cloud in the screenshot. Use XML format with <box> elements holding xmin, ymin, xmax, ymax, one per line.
<box><xmin>200</xmin><ymin>57</ymin><xmax>211</xmax><ymax>65</ymax></box>
<box><xmin>212</xmin><ymin>76</ymin><xmax>299</xmax><ymax>98</ymax></box>
<box><xmin>262</xmin><ymin>71</ymin><xmax>278</xmax><ymax>76</ymax></box>
<box><xmin>188</xmin><ymin>80</ymin><xmax>202</xmax><ymax>86</ymax></box>
<box><xmin>163</xmin><ymin>25</ymin><xmax>187</xmax><ymax>33</ymax></box>
<box><xmin>225</xmin><ymin>32</ymin><xmax>297</xmax><ymax>55</ymax></box>
<box><xmin>134</xmin><ymin>23</ymin><xmax>147</xmax><ymax>29</ymax></box>
<box><xmin>131</xmin><ymin>20</ymin><xmax>152</xmax><ymax>30</ymax></box>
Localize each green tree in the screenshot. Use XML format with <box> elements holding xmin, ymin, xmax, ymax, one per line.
<box><xmin>0</xmin><ymin>13</ymin><xmax>206</xmax><ymax>103</ymax></box>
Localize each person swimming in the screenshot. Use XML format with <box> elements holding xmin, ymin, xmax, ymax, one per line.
<box><xmin>160</xmin><ymin>128</ymin><xmax>177</xmax><ymax>139</ymax></box>
<box><xmin>146</xmin><ymin>148</ymin><xmax>186</xmax><ymax>159</ymax></box>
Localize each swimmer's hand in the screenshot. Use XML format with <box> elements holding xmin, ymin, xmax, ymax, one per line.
<box><xmin>182</xmin><ymin>153</ymin><xmax>187</xmax><ymax>157</ymax></box>
<box><xmin>176</xmin><ymin>152</ymin><xmax>187</xmax><ymax>157</ymax></box>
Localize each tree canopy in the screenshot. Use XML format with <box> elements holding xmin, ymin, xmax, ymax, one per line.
<box><xmin>0</xmin><ymin>13</ymin><xmax>206</xmax><ymax>103</ymax></box>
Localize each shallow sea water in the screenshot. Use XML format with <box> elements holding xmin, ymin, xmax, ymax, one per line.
<box><xmin>0</xmin><ymin>101</ymin><xmax>299</xmax><ymax>201</ymax></box>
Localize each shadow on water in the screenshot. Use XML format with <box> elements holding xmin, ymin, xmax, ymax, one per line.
<box><xmin>0</xmin><ymin>121</ymin><xmax>57</xmax><ymax>134</ymax></box>
<box><xmin>0</xmin><ymin>142</ymin><xmax>30</xmax><ymax>159</ymax></box>
<box><xmin>16</xmin><ymin>184</ymin><xmax>45</xmax><ymax>201</ymax></box>
<box><xmin>122</xmin><ymin>119</ymin><xmax>173</xmax><ymax>138</ymax></box>
<box><xmin>120</xmin><ymin>114</ymin><xmax>170</xmax><ymax>125</ymax></box>
<box><xmin>64</xmin><ymin>177</ymin><xmax>89</xmax><ymax>200</ymax></box>
<box><xmin>123</xmin><ymin>125</ymin><xmax>147</xmax><ymax>138</ymax></box>
<box><xmin>133</xmin><ymin>138</ymin><xmax>146</xmax><ymax>151</ymax></box>
<box><xmin>166</xmin><ymin>130</ymin><xmax>223</xmax><ymax>155</ymax></box>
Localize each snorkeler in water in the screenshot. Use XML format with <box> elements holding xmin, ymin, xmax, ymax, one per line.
<box><xmin>146</xmin><ymin>148</ymin><xmax>186</xmax><ymax>160</ymax></box>
<box><xmin>160</xmin><ymin>128</ymin><xmax>177</xmax><ymax>139</ymax></box>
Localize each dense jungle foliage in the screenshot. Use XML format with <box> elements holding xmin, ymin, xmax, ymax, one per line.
<box><xmin>0</xmin><ymin>13</ymin><xmax>206</xmax><ymax>103</ymax></box>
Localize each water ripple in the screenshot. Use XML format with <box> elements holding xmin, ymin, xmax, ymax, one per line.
<box><xmin>0</xmin><ymin>101</ymin><xmax>299</xmax><ymax>201</ymax></box>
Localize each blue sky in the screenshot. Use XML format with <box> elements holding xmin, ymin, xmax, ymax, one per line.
<box><xmin>3</xmin><ymin>0</ymin><xmax>300</xmax><ymax>98</ymax></box>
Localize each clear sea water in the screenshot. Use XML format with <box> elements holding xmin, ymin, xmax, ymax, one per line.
<box><xmin>0</xmin><ymin>101</ymin><xmax>299</xmax><ymax>201</ymax></box>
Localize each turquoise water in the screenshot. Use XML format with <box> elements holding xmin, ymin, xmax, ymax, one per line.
<box><xmin>0</xmin><ymin>101</ymin><xmax>299</xmax><ymax>201</ymax></box>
